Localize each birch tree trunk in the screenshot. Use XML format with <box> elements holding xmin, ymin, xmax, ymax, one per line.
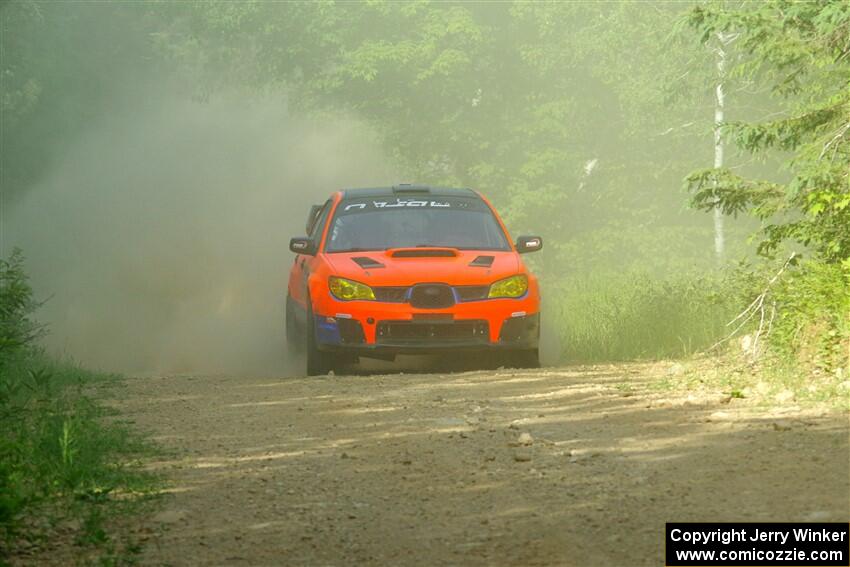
<box><xmin>713</xmin><ymin>31</ymin><xmax>732</xmax><ymax>265</ymax></box>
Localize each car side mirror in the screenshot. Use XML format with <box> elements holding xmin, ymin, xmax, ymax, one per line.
<box><xmin>516</xmin><ymin>235</ymin><xmax>543</xmax><ymax>254</ymax></box>
<box><xmin>290</xmin><ymin>237</ymin><xmax>316</xmax><ymax>255</ymax></box>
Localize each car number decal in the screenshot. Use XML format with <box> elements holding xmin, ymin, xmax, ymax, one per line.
<box><xmin>340</xmin><ymin>198</ymin><xmax>476</xmax><ymax>214</ymax></box>
<box><xmin>343</xmin><ymin>199</ymin><xmax>452</xmax><ymax>212</ymax></box>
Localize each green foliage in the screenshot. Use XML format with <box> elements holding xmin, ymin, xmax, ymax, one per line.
<box><xmin>768</xmin><ymin>259</ymin><xmax>850</xmax><ymax>372</ymax></box>
<box><xmin>686</xmin><ymin>1</ymin><xmax>850</xmax><ymax>262</ymax></box>
<box><xmin>152</xmin><ymin>1</ymin><xmax>736</xmax><ymax>273</ymax></box>
<box><xmin>5</xmin><ymin>3</ymin><xmax>839</xmax><ymax>378</ymax></box>
<box><xmin>0</xmin><ymin>252</ymin><xmax>158</xmax><ymax>559</ymax></box>
<box><xmin>0</xmin><ymin>1</ymin><xmax>45</xmax><ymax>127</ymax></box>
<box><xmin>553</xmin><ymin>270</ymin><xmax>739</xmax><ymax>363</ymax></box>
<box><xmin>0</xmin><ymin>2</ymin><xmax>156</xmax><ymax>197</ymax></box>
<box><xmin>0</xmin><ymin>248</ymin><xmax>43</xmax><ymax>371</ymax></box>
<box><xmin>684</xmin><ymin>1</ymin><xmax>849</xmax><ymax>377</ymax></box>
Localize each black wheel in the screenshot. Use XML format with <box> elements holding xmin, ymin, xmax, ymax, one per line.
<box><xmin>285</xmin><ymin>294</ymin><xmax>302</xmax><ymax>355</ymax></box>
<box><xmin>504</xmin><ymin>348</ymin><xmax>540</xmax><ymax>369</ymax></box>
<box><xmin>306</xmin><ymin>299</ymin><xmax>337</xmax><ymax>376</ymax></box>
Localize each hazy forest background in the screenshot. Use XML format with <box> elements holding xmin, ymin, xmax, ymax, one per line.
<box><xmin>3</xmin><ymin>1</ymin><xmax>847</xmax><ymax>369</ymax></box>
<box><xmin>1</xmin><ymin>0</ymin><xmax>848</xmax><ymax>557</ymax></box>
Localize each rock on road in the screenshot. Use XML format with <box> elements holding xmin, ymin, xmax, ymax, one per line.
<box><xmin>116</xmin><ymin>363</ymin><xmax>849</xmax><ymax>566</ymax></box>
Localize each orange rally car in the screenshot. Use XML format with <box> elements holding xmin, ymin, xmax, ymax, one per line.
<box><xmin>285</xmin><ymin>185</ymin><xmax>543</xmax><ymax>375</ymax></box>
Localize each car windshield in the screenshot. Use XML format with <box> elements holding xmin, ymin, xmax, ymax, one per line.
<box><xmin>325</xmin><ymin>197</ymin><xmax>510</xmax><ymax>253</ymax></box>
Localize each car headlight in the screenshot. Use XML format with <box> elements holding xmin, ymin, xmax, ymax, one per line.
<box><xmin>329</xmin><ymin>277</ymin><xmax>375</xmax><ymax>301</ymax></box>
<box><xmin>488</xmin><ymin>275</ymin><xmax>528</xmax><ymax>298</ymax></box>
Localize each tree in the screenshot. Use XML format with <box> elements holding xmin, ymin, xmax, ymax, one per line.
<box><xmin>155</xmin><ymin>1</ymin><xmax>738</xmax><ymax>273</ymax></box>
<box><xmin>711</xmin><ymin>31</ymin><xmax>736</xmax><ymax>264</ymax></box>
<box><xmin>686</xmin><ymin>1</ymin><xmax>850</xmax><ymax>264</ymax></box>
<box><xmin>0</xmin><ymin>1</ymin><xmax>157</xmax><ymax>203</ymax></box>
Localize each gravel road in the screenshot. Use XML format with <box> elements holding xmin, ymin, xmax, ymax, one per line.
<box><xmin>114</xmin><ymin>363</ymin><xmax>849</xmax><ymax>566</ymax></box>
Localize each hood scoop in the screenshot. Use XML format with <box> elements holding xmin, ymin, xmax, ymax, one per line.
<box><xmin>351</xmin><ymin>256</ymin><xmax>385</xmax><ymax>269</ymax></box>
<box><xmin>469</xmin><ymin>255</ymin><xmax>495</xmax><ymax>267</ymax></box>
<box><xmin>389</xmin><ymin>248</ymin><xmax>458</xmax><ymax>258</ymax></box>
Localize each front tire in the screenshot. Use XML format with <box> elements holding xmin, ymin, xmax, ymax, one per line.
<box><xmin>285</xmin><ymin>294</ymin><xmax>302</xmax><ymax>355</ymax></box>
<box><xmin>306</xmin><ymin>299</ymin><xmax>337</xmax><ymax>376</ymax></box>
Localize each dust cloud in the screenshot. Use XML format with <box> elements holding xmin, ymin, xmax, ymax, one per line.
<box><xmin>6</xmin><ymin>88</ymin><xmax>397</xmax><ymax>374</ymax></box>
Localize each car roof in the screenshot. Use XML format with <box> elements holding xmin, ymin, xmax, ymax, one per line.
<box><xmin>340</xmin><ymin>185</ymin><xmax>478</xmax><ymax>200</ymax></box>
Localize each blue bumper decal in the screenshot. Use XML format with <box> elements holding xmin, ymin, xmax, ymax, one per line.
<box><xmin>315</xmin><ymin>316</ymin><xmax>341</xmax><ymax>345</ymax></box>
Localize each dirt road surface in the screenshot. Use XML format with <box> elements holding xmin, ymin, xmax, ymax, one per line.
<box><xmin>116</xmin><ymin>363</ymin><xmax>849</xmax><ymax>566</ymax></box>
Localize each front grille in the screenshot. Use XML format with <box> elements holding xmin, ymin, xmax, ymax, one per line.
<box><xmin>409</xmin><ymin>283</ymin><xmax>455</xmax><ymax>309</ymax></box>
<box><xmin>455</xmin><ymin>285</ymin><xmax>489</xmax><ymax>301</ymax></box>
<box><xmin>373</xmin><ymin>286</ymin><xmax>408</xmax><ymax>303</ymax></box>
<box><xmin>376</xmin><ymin>320</ymin><xmax>489</xmax><ymax>344</ymax></box>
<box><xmin>372</xmin><ymin>284</ymin><xmax>488</xmax><ymax>303</ymax></box>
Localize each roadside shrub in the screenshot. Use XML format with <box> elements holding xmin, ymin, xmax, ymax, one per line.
<box><xmin>0</xmin><ymin>250</ymin><xmax>157</xmax><ymax>558</ymax></box>
<box><xmin>768</xmin><ymin>259</ymin><xmax>850</xmax><ymax>374</ymax></box>
<box><xmin>0</xmin><ymin>248</ymin><xmax>42</xmax><ymax>533</ymax></box>
<box><xmin>0</xmin><ymin>248</ymin><xmax>43</xmax><ymax>371</ymax></box>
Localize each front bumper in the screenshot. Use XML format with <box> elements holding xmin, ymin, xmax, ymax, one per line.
<box><xmin>314</xmin><ymin>311</ymin><xmax>540</xmax><ymax>356</ymax></box>
<box><xmin>312</xmin><ymin>282</ymin><xmax>540</xmax><ymax>358</ymax></box>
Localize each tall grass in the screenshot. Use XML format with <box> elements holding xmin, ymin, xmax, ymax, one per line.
<box><xmin>2</xmin><ymin>356</ymin><xmax>156</xmax><ymax>513</ymax></box>
<box><xmin>1</xmin><ymin>250</ymin><xmax>158</xmax><ymax>562</ymax></box>
<box><xmin>551</xmin><ymin>270</ymin><xmax>739</xmax><ymax>363</ymax></box>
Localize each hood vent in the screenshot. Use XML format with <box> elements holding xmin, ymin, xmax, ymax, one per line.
<box><xmin>390</xmin><ymin>248</ymin><xmax>457</xmax><ymax>258</ymax></box>
<box><xmin>469</xmin><ymin>255</ymin><xmax>494</xmax><ymax>267</ymax></box>
<box><xmin>351</xmin><ymin>256</ymin><xmax>385</xmax><ymax>269</ymax></box>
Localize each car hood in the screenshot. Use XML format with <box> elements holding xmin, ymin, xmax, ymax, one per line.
<box><xmin>323</xmin><ymin>248</ymin><xmax>521</xmax><ymax>287</ymax></box>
